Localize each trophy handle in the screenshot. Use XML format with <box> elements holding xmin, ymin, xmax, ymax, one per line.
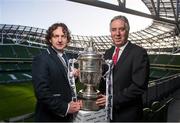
<box><xmin>102</xmin><ymin>60</ymin><xmax>113</xmax><ymax>79</ymax></box>
<box><xmin>68</xmin><ymin>58</ymin><xmax>78</xmax><ymax>101</ymax></box>
<box><xmin>104</xmin><ymin>60</ymin><xmax>113</xmax><ymax>121</ymax></box>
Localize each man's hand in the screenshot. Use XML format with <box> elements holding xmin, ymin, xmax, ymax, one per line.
<box><xmin>72</xmin><ymin>68</ymin><xmax>80</xmax><ymax>78</ymax></box>
<box><xmin>96</xmin><ymin>94</ymin><xmax>106</xmax><ymax>107</ymax></box>
<box><xmin>68</xmin><ymin>100</ymin><xmax>81</xmax><ymax>114</ymax></box>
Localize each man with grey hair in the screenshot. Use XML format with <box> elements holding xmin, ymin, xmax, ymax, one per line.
<box><xmin>96</xmin><ymin>15</ymin><xmax>150</xmax><ymax>121</ymax></box>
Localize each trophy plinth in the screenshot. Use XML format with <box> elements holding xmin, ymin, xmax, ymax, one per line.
<box><xmin>77</xmin><ymin>40</ymin><xmax>103</xmax><ymax>111</ymax></box>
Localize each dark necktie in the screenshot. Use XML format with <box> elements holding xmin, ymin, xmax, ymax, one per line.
<box><xmin>62</xmin><ymin>53</ymin><xmax>68</xmax><ymax>66</ymax></box>
<box><xmin>112</xmin><ymin>47</ymin><xmax>120</xmax><ymax>65</ymax></box>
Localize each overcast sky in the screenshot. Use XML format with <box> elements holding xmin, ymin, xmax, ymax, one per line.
<box><xmin>0</xmin><ymin>0</ymin><xmax>152</xmax><ymax>36</ymax></box>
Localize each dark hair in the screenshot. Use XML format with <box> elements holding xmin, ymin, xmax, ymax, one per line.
<box><xmin>110</xmin><ymin>15</ymin><xmax>130</xmax><ymax>33</ymax></box>
<box><xmin>45</xmin><ymin>23</ymin><xmax>71</xmax><ymax>45</ymax></box>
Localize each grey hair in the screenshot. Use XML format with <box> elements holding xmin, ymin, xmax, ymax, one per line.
<box><xmin>110</xmin><ymin>15</ymin><xmax>130</xmax><ymax>33</ymax></box>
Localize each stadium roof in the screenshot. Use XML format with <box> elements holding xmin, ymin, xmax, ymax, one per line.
<box><xmin>0</xmin><ymin>0</ymin><xmax>180</xmax><ymax>54</ymax></box>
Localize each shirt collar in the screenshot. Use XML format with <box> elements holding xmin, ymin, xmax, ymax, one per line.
<box><xmin>114</xmin><ymin>41</ymin><xmax>129</xmax><ymax>52</ymax></box>
<box><xmin>51</xmin><ymin>46</ymin><xmax>64</xmax><ymax>56</ymax></box>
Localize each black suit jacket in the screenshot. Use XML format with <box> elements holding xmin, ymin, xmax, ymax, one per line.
<box><xmin>99</xmin><ymin>42</ymin><xmax>149</xmax><ymax>121</ymax></box>
<box><xmin>32</xmin><ymin>46</ymin><xmax>74</xmax><ymax>122</ymax></box>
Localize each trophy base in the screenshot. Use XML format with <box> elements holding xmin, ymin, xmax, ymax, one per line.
<box><xmin>73</xmin><ymin>108</ymin><xmax>107</xmax><ymax>122</ymax></box>
<box><xmin>78</xmin><ymin>90</ymin><xmax>100</xmax><ymax>111</ymax></box>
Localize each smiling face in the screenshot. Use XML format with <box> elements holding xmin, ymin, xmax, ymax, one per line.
<box><xmin>50</xmin><ymin>26</ymin><xmax>68</xmax><ymax>52</ymax></box>
<box><xmin>110</xmin><ymin>18</ymin><xmax>129</xmax><ymax>47</ymax></box>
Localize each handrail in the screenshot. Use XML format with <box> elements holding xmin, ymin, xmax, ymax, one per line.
<box><xmin>0</xmin><ymin>57</ymin><xmax>33</xmax><ymax>61</ymax></box>
<box><xmin>0</xmin><ymin>57</ymin><xmax>33</xmax><ymax>63</ymax></box>
<box><xmin>149</xmin><ymin>73</ymin><xmax>180</xmax><ymax>84</ymax></box>
<box><xmin>151</xmin><ymin>64</ymin><xmax>180</xmax><ymax>68</ymax></box>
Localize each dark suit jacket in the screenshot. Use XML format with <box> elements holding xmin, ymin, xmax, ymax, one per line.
<box><xmin>99</xmin><ymin>41</ymin><xmax>149</xmax><ymax>122</ymax></box>
<box><xmin>32</xmin><ymin>46</ymin><xmax>74</xmax><ymax>122</ymax></box>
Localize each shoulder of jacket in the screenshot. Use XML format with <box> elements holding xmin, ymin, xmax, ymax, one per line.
<box><xmin>34</xmin><ymin>49</ymin><xmax>48</xmax><ymax>59</ymax></box>
<box><xmin>105</xmin><ymin>46</ymin><xmax>114</xmax><ymax>53</ymax></box>
<box><xmin>130</xmin><ymin>42</ymin><xmax>146</xmax><ymax>51</ymax></box>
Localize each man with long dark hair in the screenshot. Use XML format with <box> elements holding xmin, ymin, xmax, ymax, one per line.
<box><xmin>32</xmin><ymin>23</ymin><xmax>81</xmax><ymax>122</ymax></box>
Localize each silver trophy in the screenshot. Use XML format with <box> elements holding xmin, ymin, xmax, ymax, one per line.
<box><xmin>77</xmin><ymin>40</ymin><xmax>103</xmax><ymax>111</ymax></box>
<box><xmin>68</xmin><ymin>39</ymin><xmax>113</xmax><ymax>113</ymax></box>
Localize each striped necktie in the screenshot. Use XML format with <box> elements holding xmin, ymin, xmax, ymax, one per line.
<box><xmin>62</xmin><ymin>53</ymin><xmax>68</xmax><ymax>66</ymax></box>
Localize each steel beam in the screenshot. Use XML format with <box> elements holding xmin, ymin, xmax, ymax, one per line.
<box><xmin>67</xmin><ymin>0</ymin><xmax>176</xmax><ymax>24</ymax></box>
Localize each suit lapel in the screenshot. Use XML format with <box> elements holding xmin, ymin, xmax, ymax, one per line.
<box><xmin>115</xmin><ymin>42</ymin><xmax>132</xmax><ymax>68</ymax></box>
<box><xmin>105</xmin><ymin>46</ymin><xmax>115</xmax><ymax>60</ymax></box>
<box><xmin>47</xmin><ymin>47</ymin><xmax>68</xmax><ymax>78</ymax></box>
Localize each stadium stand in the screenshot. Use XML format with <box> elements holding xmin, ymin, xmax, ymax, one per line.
<box><xmin>149</xmin><ymin>54</ymin><xmax>180</xmax><ymax>80</ymax></box>
<box><xmin>0</xmin><ymin>25</ymin><xmax>180</xmax><ymax>121</ymax></box>
<box><xmin>0</xmin><ymin>42</ymin><xmax>45</xmax><ymax>83</ymax></box>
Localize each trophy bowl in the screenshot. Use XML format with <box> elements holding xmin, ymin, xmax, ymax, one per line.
<box><xmin>77</xmin><ymin>41</ymin><xmax>103</xmax><ymax>111</ymax></box>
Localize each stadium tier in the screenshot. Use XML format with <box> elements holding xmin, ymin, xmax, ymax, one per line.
<box><xmin>0</xmin><ymin>26</ymin><xmax>180</xmax><ymax>83</ymax></box>
<box><xmin>0</xmin><ymin>42</ymin><xmax>46</xmax><ymax>83</ymax></box>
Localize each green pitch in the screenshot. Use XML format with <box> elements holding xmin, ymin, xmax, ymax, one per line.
<box><xmin>0</xmin><ymin>80</ymin><xmax>88</xmax><ymax>121</ymax></box>
<box><xmin>0</xmin><ymin>82</ymin><xmax>36</xmax><ymax>121</ymax></box>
